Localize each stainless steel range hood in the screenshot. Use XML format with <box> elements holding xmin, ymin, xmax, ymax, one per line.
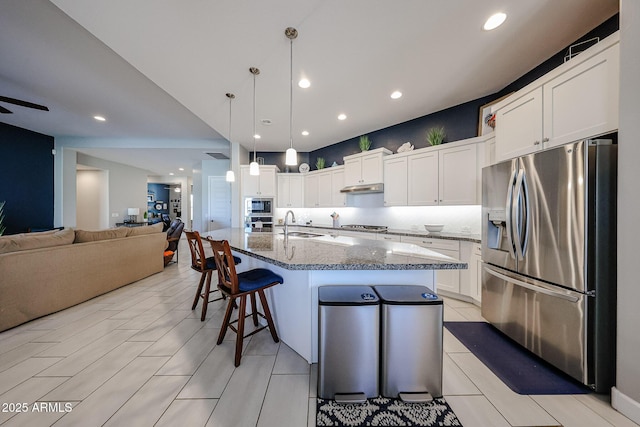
<box><xmin>340</xmin><ymin>183</ymin><xmax>384</xmax><ymax>194</ymax></box>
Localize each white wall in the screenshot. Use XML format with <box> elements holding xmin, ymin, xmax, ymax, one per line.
<box><xmin>76</xmin><ymin>169</ymin><xmax>109</xmax><ymax>230</ymax></box>
<box><xmin>192</xmin><ymin>159</ymin><xmax>230</xmax><ymax>232</ymax></box>
<box><xmin>75</xmin><ymin>152</ymin><xmax>149</xmax><ymax>228</ymax></box>
<box><xmin>612</xmin><ymin>0</ymin><xmax>640</xmax><ymax>422</ymax></box>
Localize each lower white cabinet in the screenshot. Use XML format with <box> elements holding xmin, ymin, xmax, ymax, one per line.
<box><xmin>401</xmin><ymin>236</ymin><xmax>460</xmax><ymax>294</ymax></box>
<box><xmin>469</xmin><ymin>243</ymin><xmax>482</xmax><ymax>303</ymax></box>
<box><xmin>339</xmin><ymin>230</ymin><xmax>375</xmax><ymax>240</ymax></box>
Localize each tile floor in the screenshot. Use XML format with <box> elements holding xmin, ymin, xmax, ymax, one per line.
<box><xmin>0</xmin><ymin>241</ymin><xmax>638</xmax><ymax>427</ymax></box>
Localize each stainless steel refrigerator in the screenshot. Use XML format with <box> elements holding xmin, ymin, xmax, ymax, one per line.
<box><xmin>481</xmin><ymin>139</ymin><xmax>617</xmax><ymax>392</ymax></box>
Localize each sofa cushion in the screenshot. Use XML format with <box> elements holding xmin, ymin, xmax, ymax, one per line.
<box><xmin>126</xmin><ymin>222</ymin><xmax>164</xmax><ymax>237</ymax></box>
<box><xmin>74</xmin><ymin>227</ymin><xmax>129</xmax><ymax>243</ymax></box>
<box><xmin>0</xmin><ymin>228</ymin><xmax>75</xmax><ymax>254</ymax></box>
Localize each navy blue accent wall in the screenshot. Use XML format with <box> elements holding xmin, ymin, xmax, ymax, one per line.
<box><xmin>146</xmin><ymin>183</ymin><xmax>170</xmax><ymax>220</ymax></box>
<box><xmin>260</xmin><ymin>13</ymin><xmax>619</xmax><ymax>173</ymax></box>
<box><xmin>0</xmin><ymin>122</ymin><xmax>54</xmax><ymax>234</ymax></box>
<box><xmin>253</xmin><ymin>152</ymin><xmax>311</xmax><ymax>173</ymax></box>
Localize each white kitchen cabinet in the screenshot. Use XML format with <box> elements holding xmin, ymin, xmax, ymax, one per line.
<box><xmin>468</xmin><ymin>243</ymin><xmax>482</xmax><ymax>303</ymax></box>
<box><xmin>277</xmin><ymin>173</ymin><xmax>304</xmax><ymax>208</ymax></box>
<box><xmin>330</xmin><ymin>167</ymin><xmax>347</xmax><ymax>207</ymax></box>
<box><xmin>401</xmin><ymin>236</ymin><xmax>460</xmax><ymax>294</ymax></box>
<box><xmin>494</xmin><ymin>86</ymin><xmax>544</xmax><ymax>162</ymax></box>
<box><xmin>304</xmin><ymin>170</ymin><xmax>332</xmax><ymax>207</ymax></box>
<box><xmin>494</xmin><ymin>33</ymin><xmax>619</xmax><ymax>162</ymax></box>
<box><xmin>407</xmin><ymin>150</ymin><xmax>439</xmax><ymax>206</ymax></box>
<box><xmin>484</xmin><ymin>136</ymin><xmax>496</xmax><ymax>166</ymax></box>
<box><xmin>305</xmin><ymin>167</ymin><xmax>346</xmax><ymax>208</ymax></box>
<box><xmin>383</xmin><ymin>156</ymin><xmax>408</xmax><ymax>206</ymax></box>
<box><xmin>387</xmin><ymin>139</ymin><xmax>479</xmax><ymax>207</ymax></box>
<box><xmin>543</xmin><ymin>41</ymin><xmax>619</xmax><ymax>149</ymax></box>
<box><xmin>343</xmin><ymin>148</ymin><xmax>392</xmax><ymax>187</ymax></box>
<box><xmin>241</xmin><ymin>165</ymin><xmax>278</xmax><ymax>197</ymax></box>
<box><xmin>438</xmin><ymin>143</ymin><xmax>478</xmax><ymax>205</ymax></box>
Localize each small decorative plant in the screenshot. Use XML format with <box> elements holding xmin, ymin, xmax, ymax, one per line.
<box><xmin>426</xmin><ymin>127</ymin><xmax>446</xmax><ymax>146</ymax></box>
<box><xmin>359</xmin><ymin>135</ymin><xmax>371</xmax><ymax>151</ymax></box>
<box><xmin>0</xmin><ymin>201</ymin><xmax>6</xmax><ymax>236</ymax></box>
<box><xmin>143</xmin><ymin>211</ymin><xmax>148</xmax><ymax>222</ymax></box>
<box><xmin>316</xmin><ymin>157</ymin><xmax>326</xmax><ymax>169</ymax></box>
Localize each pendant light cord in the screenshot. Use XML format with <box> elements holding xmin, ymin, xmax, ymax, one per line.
<box><xmin>253</xmin><ymin>71</ymin><xmax>257</xmax><ymax>163</ymax></box>
<box><xmin>289</xmin><ymin>37</ymin><xmax>293</xmax><ymax>150</ymax></box>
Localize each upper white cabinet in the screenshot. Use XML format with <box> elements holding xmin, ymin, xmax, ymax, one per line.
<box><xmin>343</xmin><ymin>148</ymin><xmax>392</xmax><ymax>186</ymax></box>
<box><xmin>383</xmin><ymin>156</ymin><xmax>409</xmax><ymax>206</ymax></box>
<box><xmin>304</xmin><ymin>170</ymin><xmax>335</xmax><ymax>208</ymax></box>
<box><xmin>241</xmin><ymin>165</ymin><xmax>279</xmax><ymax>197</ymax></box>
<box><xmin>384</xmin><ymin>138</ymin><xmax>480</xmax><ymax>207</ymax></box>
<box><xmin>330</xmin><ymin>167</ymin><xmax>347</xmax><ymax>207</ymax></box>
<box><xmin>277</xmin><ymin>173</ymin><xmax>304</xmax><ymax>208</ymax></box>
<box><xmin>494</xmin><ymin>32</ymin><xmax>619</xmax><ymax>162</ymax></box>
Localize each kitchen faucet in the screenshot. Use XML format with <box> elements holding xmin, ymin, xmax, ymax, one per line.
<box><xmin>284</xmin><ymin>210</ymin><xmax>296</xmax><ymax>236</ymax></box>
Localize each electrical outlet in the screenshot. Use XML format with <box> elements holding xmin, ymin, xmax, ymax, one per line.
<box><xmin>111</xmin><ymin>213</ymin><xmax>119</xmax><ymax>217</ymax></box>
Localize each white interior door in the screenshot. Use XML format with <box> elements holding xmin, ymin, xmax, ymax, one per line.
<box><xmin>208</xmin><ymin>176</ymin><xmax>231</xmax><ymax>232</ymax></box>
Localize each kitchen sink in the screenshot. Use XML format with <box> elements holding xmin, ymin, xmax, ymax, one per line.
<box><xmin>281</xmin><ymin>231</ymin><xmax>323</xmax><ymax>238</ymax></box>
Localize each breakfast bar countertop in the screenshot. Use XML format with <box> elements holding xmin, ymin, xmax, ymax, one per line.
<box><xmin>204</xmin><ymin>228</ymin><xmax>466</xmax><ymax>271</ymax></box>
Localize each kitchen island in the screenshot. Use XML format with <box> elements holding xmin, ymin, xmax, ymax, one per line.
<box><xmin>204</xmin><ymin>228</ymin><xmax>466</xmax><ymax>363</ymax></box>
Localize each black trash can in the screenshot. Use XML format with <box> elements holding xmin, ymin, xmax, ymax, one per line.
<box><xmin>318</xmin><ymin>285</ymin><xmax>380</xmax><ymax>403</ymax></box>
<box><xmin>374</xmin><ymin>285</ymin><xmax>443</xmax><ymax>401</ymax></box>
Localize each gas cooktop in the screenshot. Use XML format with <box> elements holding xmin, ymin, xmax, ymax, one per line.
<box><xmin>340</xmin><ymin>224</ymin><xmax>388</xmax><ymax>232</ymax></box>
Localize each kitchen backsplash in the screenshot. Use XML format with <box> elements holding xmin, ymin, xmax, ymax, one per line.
<box><xmin>274</xmin><ymin>205</ymin><xmax>481</xmax><ymax>235</ymax></box>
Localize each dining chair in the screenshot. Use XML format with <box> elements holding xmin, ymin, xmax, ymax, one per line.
<box><xmin>208</xmin><ymin>238</ymin><xmax>282</xmax><ymax>366</ymax></box>
<box><xmin>185</xmin><ymin>230</ymin><xmax>240</xmax><ymax>321</ymax></box>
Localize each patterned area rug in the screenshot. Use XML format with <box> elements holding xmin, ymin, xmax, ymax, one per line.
<box><xmin>316</xmin><ymin>397</ymin><xmax>462</xmax><ymax>426</ymax></box>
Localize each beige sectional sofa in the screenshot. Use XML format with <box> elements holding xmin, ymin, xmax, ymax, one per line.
<box><xmin>0</xmin><ymin>223</ymin><xmax>166</xmax><ymax>332</ymax></box>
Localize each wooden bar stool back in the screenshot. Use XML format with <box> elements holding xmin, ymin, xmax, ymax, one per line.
<box><xmin>208</xmin><ymin>239</ymin><xmax>282</xmax><ymax>366</ymax></box>
<box><xmin>185</xmin><ymin>230</ymin><xmax>240</xmax><ymax>321</ymax></box>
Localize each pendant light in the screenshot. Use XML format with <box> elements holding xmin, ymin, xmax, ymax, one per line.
<box><xmin>249</xmin><ymin>67</ymin><xmax>260</xmax><ymax>176</ymax></box>
<box><xmin>225</xmin><ymin>92</ymin><xmax>236</xmax><ymax>182</ymax></box>
<box><xmin>285</xmin><ymin>27</ymin><xmax>298</xmax><ymax>166</ymax></box>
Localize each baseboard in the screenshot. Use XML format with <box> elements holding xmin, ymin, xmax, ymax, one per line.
<box><xmin>612</xmin><ymin>387</ymin><xmax>640</xmax><ymax>424</ymax></box>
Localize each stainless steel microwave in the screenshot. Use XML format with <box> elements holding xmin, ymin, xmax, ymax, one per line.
<box><xmin>247</xmin><ymin>198</ymin><xmax>273</xmax><ymax>215</ymax></box>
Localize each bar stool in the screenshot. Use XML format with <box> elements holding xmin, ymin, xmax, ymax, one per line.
<box><xmin>185</xmin><ymin>231</ymin><xmax>240</xmax><ymax>321</ymax></box>
<box><xmin>208</xmin><ymin>239</ymin><xmax>282</xmax><ymax>366</ymax></box>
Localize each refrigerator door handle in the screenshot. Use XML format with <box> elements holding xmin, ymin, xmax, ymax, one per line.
<box><xmin>505</xmin><ymin>168</ymin><xmax>517</xmax><ymax>260</ymax></box>
<box><xmin>484</xmin><ymin>266</ymin><xmax>580</xmax><ymax>303</ymax></box>
<box><xmin>521</xmin><ymin>169</ymin><xmax>531</xmax><ymax>258</ymax></box>
<box><xmin>513</xmin><ymin>168</ymin><xmax>528</xmax><ymax>260</ymax></box>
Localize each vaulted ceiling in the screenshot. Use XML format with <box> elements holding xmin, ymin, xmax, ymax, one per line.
<box><xmin>0</xmin><ymin>0</ymin><xmax>618</xmax><ymax>175</ymax></box>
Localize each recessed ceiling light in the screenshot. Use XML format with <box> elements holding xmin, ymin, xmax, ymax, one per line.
<box><xmin>178</xmin><ymin>167</ymin><xmax>184</xmax><ymax>171</ymax></box>
<box><xmin>169</xmin><ymin>172</ymin><xmax>174</xmax><ymax>176</ymax></box>
<box><xmin>254</xmin><ymin>134</ymin><xmax>261</xmax><ymax>139</ymax></box>
<box><xmin>483</xmin><ymin>12</ymin><xmax>507</xmax><ymax>31</ymax></box>
<box><xmin>390</xmin><ymin>91</ymin><xmax>402</xmax><ymax>99</ymax></box>
<box><xmin>301</xmin><ymin>130</ymin><xmax>309</xmax><ymax>136</ymax></box>
<box><xmin>93</xmin><ymin>115</ymin><xmax>106</xmax><ymax>121</ymax></box>
<box><xmin>298</xmin><ymin>78</ymin><xmax>311</xmax><ymax>89</ymax></box>
<box><xmin>338</xmin><ymin>114</ymin><xmax>347</xmax><ymax>121</ymax></box>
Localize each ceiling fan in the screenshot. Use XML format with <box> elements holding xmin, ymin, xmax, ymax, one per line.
<box><xmin>0</xmin><ymin>95</ymin><xmax>49</xmax><ymax>114</ymax></box>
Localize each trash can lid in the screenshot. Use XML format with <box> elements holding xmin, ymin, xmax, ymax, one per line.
<box><xmin>373</xmin><ymin>285</ymin><xmax>442</xmax><ymax>305</ymax></box>
<box><xmin>318</xmin><ymin>285</ymin><xmax>379</xmax><ymax>306</ymax></box>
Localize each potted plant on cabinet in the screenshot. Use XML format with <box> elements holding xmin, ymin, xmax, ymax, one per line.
<box><xmin>359</xmin><ymin>135</ymin><xmax>371</xmax><ymax>151</ymax></box>
<box><xmin>426</xmin><ymin>127</ymin><xmax>446</xmax><ymax>146</ymax></box>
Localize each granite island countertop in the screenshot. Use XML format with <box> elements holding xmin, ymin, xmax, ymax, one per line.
<box><xmin>277</xmin><ymin>224</ymin><xmax>481</xmax><ymax>243</ymax></box>
<box><xmin>203</xmin><ymin>228</ymin><xmax>466</xmax><ymax>271</ymax></box>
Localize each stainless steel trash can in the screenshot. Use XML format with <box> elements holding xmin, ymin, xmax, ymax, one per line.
<box><xmin>318</xmin><ymin>285</ymin><xmax>379</xmax><ymax>402</ymax></box>
<box><xmin>374</xmin><ymin>285</ymin><xmax>443</xmax><ymax>401</ymax></box>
